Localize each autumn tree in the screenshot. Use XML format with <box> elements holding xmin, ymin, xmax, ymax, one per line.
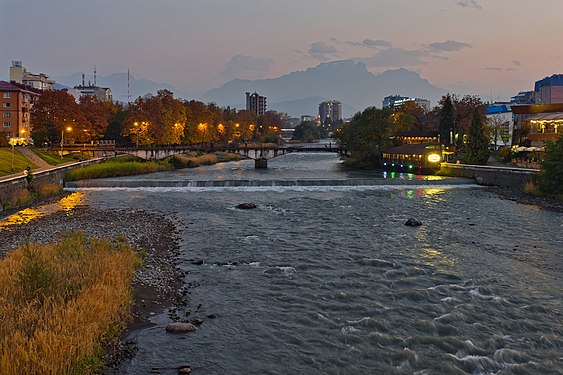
<box><xmin>78</xmin><ymin>95</ymin><xmax>117</xmax><ymax>142</ymax></box>
<box><xmin>30</xmin><ymin>90</ymin><xmax>87</xmax><ymax>146</ymax></box>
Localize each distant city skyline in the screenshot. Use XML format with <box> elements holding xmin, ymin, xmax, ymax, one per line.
<box><xmin>1</xmin><ymin>0</ymin><xmax>562</xmax><ymax>101</ymax></box>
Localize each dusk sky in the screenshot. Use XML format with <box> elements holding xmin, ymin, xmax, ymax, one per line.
<box><xmin>2</xmin><ymin>0</ymin><xmax>562</xmax><ymax>101</ymax></box>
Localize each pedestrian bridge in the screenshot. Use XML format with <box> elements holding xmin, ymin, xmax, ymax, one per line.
<box><xmin>61</xmin><ymin>143</ymin><xmax>348</xmax><ymax>168</ymax></box>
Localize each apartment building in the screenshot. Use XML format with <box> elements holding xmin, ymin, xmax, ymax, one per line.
<box><xmin>246</xmin><ymin>92</ymin><xmax>267</xmax><ymax>116</ymax></box>
<box><xmin>0</xmin><ymin>81</ymin><xmax>41</xmax><ymax>141</ymax></box>
<box><xmin>10</xmin><ymin>61</ymin><xmax>54</xmax><ymax>91</ymax></box>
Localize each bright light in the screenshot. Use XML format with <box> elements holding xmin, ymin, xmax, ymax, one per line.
<box><xmin>66</xmin><ymin>126</ymin><xmax>72</xmax><ymax>132</ymax></box>
<box><xmin>427</xmin><ymin>153</ymin><xmax>441</xmax><ymax>163</ymax></box>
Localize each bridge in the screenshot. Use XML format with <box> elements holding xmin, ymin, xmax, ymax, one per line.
<box><xmin>56</xmin><ymin>142</ymin><xmax>348</xmax><ymax>168</ymax></box>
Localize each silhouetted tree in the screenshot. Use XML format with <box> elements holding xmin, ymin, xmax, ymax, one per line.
<box><xmin>464</xmin><ymin>109</ymin><xmax>490</xmax><ymax>164</ymax></box>
<box><xmin>536</xmin><ymin>136</ymin><xmax>563</xmax><ymax>195</ymax></box>
<box><xmin>438</xmin><ymin>94</ymin><xmax>454</xmax><ymax>146</ymax></box>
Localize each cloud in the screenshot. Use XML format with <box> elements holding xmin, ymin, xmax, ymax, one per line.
<box><xmin>512</xmin><ymin>60</ymin><xmax>521</xmax><ymax>66</ymax></box>
<box><xmin>484</xmin><ymin>67</ymin><xmax>503</xmax><ymax>71</ymax></box>
<box><xmin>308</xmin><ymin>42</ymin><xmax>338</xmax><ymax>60</ymax></box>
<box><xmin>455</xmin><ymin>0</ymin><xmax>482</xmax><ymax>10</ymax></box>
<box><xmin>361</xmin><ymin>48</ymin><xmax>429</xmax><ymax>67</ymax></box>
<box><xmin>427</xmin><ymin>40</ymin><xmax>471</xmax><ymax>52</ymax></box>
<box><xmin>348</xmin><ymin>39</ymin><xmax>392</xmax><ymax>48</ymax></box>
<box><xmin>220</xmin><ymin>55</ymin><xmax>273</xmax><ymax>80</ymax></box>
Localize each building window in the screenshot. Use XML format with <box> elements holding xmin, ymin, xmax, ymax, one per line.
<box><xmin>3</xmin><ymin>113</ymin><xmax>10</xmax><ymax>118</ymax></box>
<box><xmin>3</xmin><ymin>122</ymin><xmax>11</xmax><ymax>128</ymax></box>
<box><xmin>3</xmin><ymin>93</ymin><xmax>10</xmax><ymax>99</ymax></box>
<box><xmin>3</xmin><ymin>103</ymin><xmax>10</xmax><ymax>108</ymax></box>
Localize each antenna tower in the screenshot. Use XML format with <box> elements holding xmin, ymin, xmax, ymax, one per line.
<box><xmin>94</xmin><ymin>66</ymin><xmax>97</xmax><ymax>86</ymax></box>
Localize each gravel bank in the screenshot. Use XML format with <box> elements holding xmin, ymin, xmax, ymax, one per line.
<box><xmin>486</xmin><ymin>186</ymin><xmax>563</xmax><ymax>213</ymax></box>
<box><xmin>0</xmin><ymin>199</ymin><xmax>186</xmax><ymax>373</ymax></box>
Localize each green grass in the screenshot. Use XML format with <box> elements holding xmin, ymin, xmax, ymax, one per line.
<box><xmin>0</xmin><ymin>148</ymin><xmax>38</xmax><ymax>177</ymax></box>
<box><xmin>31</xmin><ymin>148</ymin><xmax>78</xmax><ymax>165</ymax></box>
<box><xmin>65</xmin><ymin>159</ymin><xmax>173</xmax><ymax>181</ymax></box>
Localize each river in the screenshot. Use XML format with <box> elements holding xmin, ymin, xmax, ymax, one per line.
<box><xmin>69</xmin><ymin>152</ymin><xmax>561</xmax><ymax>375</ymax></box>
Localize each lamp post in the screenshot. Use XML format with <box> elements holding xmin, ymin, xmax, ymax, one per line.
<box><xmin>60</xmin><ymin>126</ymin><xmax>72</xmax><ymax>158</ymax></box>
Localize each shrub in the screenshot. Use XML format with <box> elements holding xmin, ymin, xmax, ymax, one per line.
<box><xmin>0</xmin><ymin>232</ymin><xmax>140</xmax><ymax>374</ymax></box>
<box><xmin>536</xmin><ymin>136</ymin><xmax>563</xmax><ymax>195</ymax></box>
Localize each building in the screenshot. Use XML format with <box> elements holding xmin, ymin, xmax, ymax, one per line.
<box><xmin>9</xmin><ymin>61</ymin><xmax>54</xmax><ymax>91</ymax></box>
<box><xmin>511</xmin><ymin>103</ymin><xmax>563</xmax><ymax>146</ymax></box>
<box><xmin>246</xmin><ymin>92</ymin><xmax>267</xmax><ymax>116</ymax></box>
<box><xmin>486</xmin><ymin>104</ymin><xmax>514</xmax><ymax>148</ymax></box>
<box><xmin>534</xmin><ymin>74</ymin><xmax>563</xmax><ymax>104</ymax></box>
<box><xmin>383</xmin><ymin>95</ymin><xmax>430</xmax><ymax>112</ymax></box>
<box><xmin>74</xmin><ymin>74</ymin><xmax>112</xmax><ymax>102</ymax></box>
<box><xmin>0</xmin><ymin>81</ymin><xmax>41</xmax><ymax>141</ymax></box>
<box><xmin>318</xmin><ymin>100</ymin><xmax>342</xmax><ymax>125</ymax></box>
<box><xmin>510</xmin><ymin>91</ymin><xmax>534</xmax><ymax>104</ymax></box>
<box><xmin>300</xmin><ymin>115</ymin><xmax>316</xmax><ymax>123</ymax></box>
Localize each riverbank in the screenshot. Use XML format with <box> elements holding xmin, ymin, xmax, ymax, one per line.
<box><xmin>486</xmin><ymin>186</ymin><xmax>563</xmax><ymax>213</ymax></box>
<box><xmin>0</xmin><ymin>201</ymin><xmax>186</xmax><ymax>373</ymax></box>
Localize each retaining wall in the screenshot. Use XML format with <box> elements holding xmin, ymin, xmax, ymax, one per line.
<box><xmin>439</xmin><ymin>163</ymin><xmax>539</xmax><ymax>188</ymax></box>
<box><xmin>0</xmin><ymin>159</ymin><xmax>103</xmax><ymax>212</ymax></box>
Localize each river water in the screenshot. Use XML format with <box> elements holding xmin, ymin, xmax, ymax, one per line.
<box><xmin>70</xmin><ymin>152</ymin><xmax>562</xmax><ymax>375</ymax></box>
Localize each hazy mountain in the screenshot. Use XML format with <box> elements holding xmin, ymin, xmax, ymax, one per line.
<box><xmin>203</xmin><ymin>60</ymin><xmax>446</xmax><ymax>117</ymax></box>
<box><xmin>54</xmin><ymin>72</ymin><xmax>192</xmax><ymax>102</ymax></box>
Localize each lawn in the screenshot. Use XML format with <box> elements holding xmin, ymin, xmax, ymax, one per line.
<box><xmin>32</xmin><ymin>148</ymin><xmax>79</xmax><ymax>165</ymax></box>
<box><xmin>0</xmin><ymin>148</ymin><xmax>37</xmax><ymax>177</ymax></box>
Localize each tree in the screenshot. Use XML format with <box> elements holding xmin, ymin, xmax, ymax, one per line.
<box><xmin>292</xmin><ymin>122</ymin><xmax>320</xmax><ymax>142</ymax></box>
<box><xmin>486</xmin><ymin>114</ymin><xmax>510</xmax><ymax>150</ymax></box>
<box><xmin>438</xmin><ymin>94</ymin><xmax>454</xmax><ymax>146</ymax></box>
<box><xmin>78</xmin><ymin>95</ymin><xmax>117</xmax><ymax>142</ymax></box>
<box><xmin>337</xmin><ymin>107</ymin><xmax>394</xmax><ymax>167</ymax></box>
<box><xmin>464</xmin><ymin>109</ymin><xmax>490</xmax><ymax>165</ymax></box>
<box><xmin>30</xmin><ymin>90</ymin><xmax>86</xmax><ymax>146</ymax></box>
<box><xmin>536</xmin><ymin>136</ymin><xmax>563</xmax><ymax>195</ymax></box>
<box><xmin>453</xmin><ymin>95</ymin><xmax>485</xmax><ymax>149</ymax></box>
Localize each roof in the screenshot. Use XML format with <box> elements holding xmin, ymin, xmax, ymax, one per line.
<box><xmin>384</xmin><ymin>143</ymin><xmax>442</xmax><ymax>155</ymax></box>
<box><xmin>511</xmin><ymin>103</ymin><xmax>563</xmax><ymax>114</ymax></box>
<box><xmin>0</xmin><ymin>80</ymin><xmax>42</xmax><ymax>95</ymax></box>
<box><xmin>486</xmin><ymin>105</ymin><xmax>510</xmax><ymax>115</ymax></box>
<box><xmin>393</xmin><ymin>131</ymin><xmax>438</xmax><ymax>137</ymax></box>
<box><xmin>526</xmin><ymin>112</ymin><xmax>563</xmax><ymax>121</ymax></box>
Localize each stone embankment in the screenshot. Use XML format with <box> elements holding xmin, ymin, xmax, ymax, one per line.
<box><xmin>439</xmin><ymin>162</ymin><xmax>537</xmax><ymax>189</ymax></box>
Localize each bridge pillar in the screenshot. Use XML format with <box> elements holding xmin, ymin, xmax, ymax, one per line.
<box><xmin>255</xmin><ymin>157</ymin><xmax>268</xmax><ymax>169</ymax></box>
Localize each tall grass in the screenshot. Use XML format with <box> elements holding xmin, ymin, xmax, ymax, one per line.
<box><xmin>65</xmin><ymin>159</ymin><xmax>172</xmax><ymax>181</ymax></box>
<box><xmin>0</xmin><ymin>232</ymin><xmax>140</xmax><ymax>375</ymax></box>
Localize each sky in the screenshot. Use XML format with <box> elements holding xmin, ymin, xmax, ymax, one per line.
<box><xmin>1</xmin><ymin>0</ymin><xmax>562</xmax><ymax>101</ymax></box>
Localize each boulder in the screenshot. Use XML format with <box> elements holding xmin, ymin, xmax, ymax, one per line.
<box><xmin>191</xmin><ymin>258</ymin><xmax>205</xmax><ymax>265</ymax></box>
<box><xmin>165</xmin><ymin>322</ymin><xmax>197</xmax><ymax>333</ymax></box>
<box><xmin>237</xmin><ymin>203</ymin><xmax>257</xmax><ymax>209</ymax></box>
<box><xmin>405</xmin><ymin>217</ymin><xmax>422</xmax><ymax>227</ymax></box>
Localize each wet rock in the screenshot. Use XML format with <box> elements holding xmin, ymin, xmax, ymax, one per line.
<box><xmin>207</xmin><ymin>314</ymin><xmax>217</xmax><ymax>319</ymax></box>
<box><xmin>191</xmin><ymin>318</ymin><xmax>204</xmax><ymax>325</ymax></box>
<box><xmin>404</xmin><ymin>217</ymin><xmax>422</xmax><ymax>227</ymax></box>
<box><xmin>191</xmin><ymin>258</ymin><xmax>205</xmax><ymax>265</ymax></box>
<box><xmin>178</xmin><ymin>366</ymin><xmax>192</xmax><ymax>374</ymax></box>
<box><xmin>165</xmin><ymin>322</ymin><xmax>197</xmax><ymax>333</ymax></box>
<box><xmin>236</xmin><ymin>203</ymin><xmax>257</xmax><ymax>209</ymax></box>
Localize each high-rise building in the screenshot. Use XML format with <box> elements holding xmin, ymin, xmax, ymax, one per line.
<box><xmin>383</xmin><ymin>95</ymin><xmax>430</xmax><ymax>112</ymax></box>
<box><xmin>10</xmin><ymin>61</ymin><xmax>54</xmax><ymax>91</ymax></box>
<box><xmin>318</xmin><ymin>100</ymin><xmax>342</xmax><ymax>125</ymax></box>
<box><xmin>246</xmin><ymin>92</ymin><xmax>267</xmax><ymax>116</ymax></box>
<box><xmin>534</xmin><ymin>74</ymin><xmax>563</xmax><ymax>104</ymax></box>
<box><xmin>0</xmin><ymin>81</ymin><xmax>41</xmax><ymax>141</ymax></box>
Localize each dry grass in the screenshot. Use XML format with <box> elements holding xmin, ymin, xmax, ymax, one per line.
<box><xmin>36</xmin><ymin>183</ymin><xmax>63</xmax><ymax>197</ymax></box>
<box><xmin>0</xmin><ymin>232</ymin><xmax>140</xmax><ymax>375</ymax></box>
<box><xmin>523</xmin><ymin>181</ymin><xmax>540</xmax><ymax>195</ymax></box>
<box><xmin>170</xmin><ymin>152</ymin><xmax>218</xmax><ymax>168</ymax></box>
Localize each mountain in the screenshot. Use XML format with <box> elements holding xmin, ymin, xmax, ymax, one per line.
<box><xmin>54</xmin><ymin>72</ymin><xmax>192</xmax><ymax>102</ymax></box>
<box><xmin>202</xmin><ymin>60</ymin><xmax>446</xmax><ymax>118</ymax></box>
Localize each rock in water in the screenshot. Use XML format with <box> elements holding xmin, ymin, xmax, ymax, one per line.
<box><xmin>165</xmin><ymin>322</ymin><xmax>197</xmax><ymax>333</ymax></box>
<box><xmin>178</xmin><ymin>366</ymin><xmax>192</xmax><ymax>374</ymax></box>
<box><xmin>237</xmin><ymin>203</ymin><xmax>257</xmax><ymax>209</ymax></box>
<box><xmin>405</xmin><ymin>217</ymin><xmax>422</xmax><ymax>227</ymax></box>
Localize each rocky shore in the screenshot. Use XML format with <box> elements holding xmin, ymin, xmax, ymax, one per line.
<box><xmin>0</xmin><ymin>198</ymin><xmax>186</xmax><ymax>373</ymax></box>
<box><xmin>486</xmin><ymin>186</ymin><xmax>563</xmax><ymax>213</ymax></box>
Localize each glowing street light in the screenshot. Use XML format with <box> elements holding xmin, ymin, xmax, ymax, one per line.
<box><xmin>61</xmin><ymin>126</ymin><xmax>72</xmax><ymax>158</ymax></box>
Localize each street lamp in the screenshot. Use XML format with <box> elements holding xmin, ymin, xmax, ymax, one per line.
<box><xmin>61</xmin><ymin>126</ymin><xmax>72</xmax><ymax>158</ymax></box>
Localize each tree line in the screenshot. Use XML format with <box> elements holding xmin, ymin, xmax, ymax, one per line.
<box><xmin>30</xmin><ymin>89</ymin><xmax>290</xmax><ymax>147</ymax></box>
